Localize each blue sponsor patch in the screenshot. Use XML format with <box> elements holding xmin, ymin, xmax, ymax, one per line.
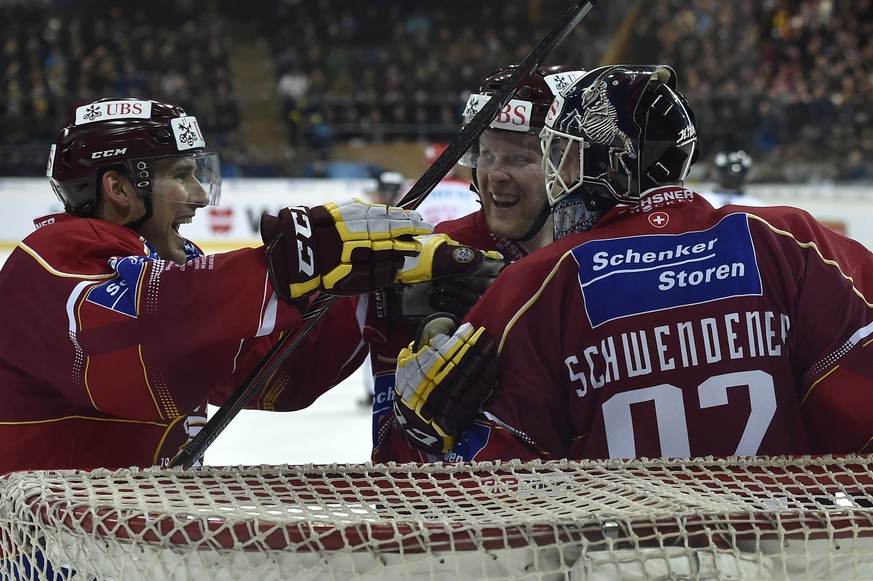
<box><xmin>445</xmin><ymin>421</ymin><xmax>492</xmax><ymax>461</ymax></box>
<box><xmin>573</xmin><ymin>213</ymin><xmax>762</xmax><ymax>327</ymax></box>
<box><xmin>371</xmin><ymin>374</ymin><xmax>395</xmax><ymax>446</ymax></box>
<box><xmin>85</xmin><ymin>256</ymin><xmax>150</xmax><ymax>318</ymax></box>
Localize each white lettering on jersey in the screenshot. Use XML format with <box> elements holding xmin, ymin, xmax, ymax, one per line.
<box><xmin>566</xmin><ymin>310</ymin><xmax>790</xmax><ymax>395</ymax></box>
<box><xmin>658</xmin><ymin>261</ymin><xmax>745</xmax><ymax>291</ymax></box>
<box><xmin>591</xmin><ymin>237</ymin><xmax>718</xmax><ymax>271</ymax></box>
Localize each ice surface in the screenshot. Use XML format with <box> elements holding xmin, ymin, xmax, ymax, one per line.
<box><xmin>204</xmin><ymin>366</ymin><xmax>374</xmax><ymax>466</ymax></box>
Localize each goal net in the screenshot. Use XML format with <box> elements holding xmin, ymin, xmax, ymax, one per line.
<box><xmin>2</xmin><ymin>455</ymin><xmax>873</xmax><ymax>580</ymax></box>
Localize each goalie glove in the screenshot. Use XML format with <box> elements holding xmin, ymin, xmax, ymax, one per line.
<box><xmin>260</xmin><ymin>198</ymin><xmax>432</xmax><ymax>300</ymax></box>
<box><xmin>392</xmin><ymin>234</ymin><xmax>508</xmax><ymax>320</ymax></box>
<box><xmin>394</xmin><ymin>314</ymin><xmax>498</xmax><ymax>455</ymax></box>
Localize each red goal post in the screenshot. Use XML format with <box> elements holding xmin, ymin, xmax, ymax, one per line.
<box><xmin>2</xmin><ymin>455</ymin><xmax>873</xmax><ymax>580</ymax></box>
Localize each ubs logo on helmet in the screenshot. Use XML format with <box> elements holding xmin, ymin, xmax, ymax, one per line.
<box><xmin>75</xmin><ymin>100</ymin><xmax>152</xmax><ymax>125</ymax></box>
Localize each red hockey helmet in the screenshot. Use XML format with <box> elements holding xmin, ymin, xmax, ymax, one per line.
<box><xmin>47</xmin><ymin>98</ymin><xmax>221</xmax><ymax>215</ymax></box>
<box><xmin>464</xmin><ymin>65</ymin><xmax>583</xmax><ymax>134</ymax></box>
<box><xmin>459</xmin><ymin>65</ymin><xmax>585</xmax><ymax>168</ymax></box>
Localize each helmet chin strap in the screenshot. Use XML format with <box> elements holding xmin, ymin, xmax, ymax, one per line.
<box><xmin>516</xmin><ymin>199</ymin><xmax>552</xmax><ymax>242</ymax></box>
<box><xmin>123</xmin><ymin>191</ymin><xmax>154</xmax><ymax>231</ymax></box>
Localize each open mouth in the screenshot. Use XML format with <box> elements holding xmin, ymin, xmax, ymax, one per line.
<box><xmin>172</xmin><ymin>216</ymin><xmax>193</xmax><ymax>233</ymax></box>
<box><xmin>491</xmin><ymin>193</ymin><xmax>520</xmax><ymax>209</ymax></box>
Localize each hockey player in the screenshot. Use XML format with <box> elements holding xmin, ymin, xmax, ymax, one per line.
<box><xmin>366</xmin><ymin>170</ymin><xmax>407</xmax><ymax>206</ymax></box>
<box><xmin>367</xmin><ymin>65</ymin><xmax>585</xmax><ymax>462</ymax></box>
<box><xmin>394</xmin><ymin>65</ymin><xmax>873</xmax><ymax>461</ymax></box>
<box><xmin>701</xmin><ymin>149</ymin><xmax>765</xmax><ymax>208</ymax></box>
<box><xmin>0</xmin><ymin>97</ymin><xmax>438</xmax><ymax>473</ymax></box>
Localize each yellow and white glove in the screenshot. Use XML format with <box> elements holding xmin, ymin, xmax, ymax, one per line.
<box><xmin>394</xmin><ymin>314</ymin><xmax>498</xmax><ymax>454</ymax></box>
<box><xmin>393</xmin><ymin>234</ymin><xmax>507</xmax><ymax>320</ymax></box>
<box><xmin>260</xmin><ymin>198</ymin><xmax>433</xmax><ymax>300</ymax></box>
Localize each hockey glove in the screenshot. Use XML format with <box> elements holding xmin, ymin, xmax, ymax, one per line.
<box><xmin>394</xmin><ymin>314</ymin><xmax>498</xmax><ymax>455</ymax></box>
<box><xmin>393</xmin><ymin>234</ymin><xmax>507</xmax><ymax>320</ymax></box>
<box><xmin>261</xmin><ymin>198</ymin><xmax>432</xmax><ymax>300</ymax></box>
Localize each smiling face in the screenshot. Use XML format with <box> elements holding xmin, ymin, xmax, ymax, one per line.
<box><xmin>475</xmin><ymin>129</ymin><xmax>551</xmax><ymax>244</ymax></box>
<box><xmin>133</xmin><ymin>155</ymin><xmax>208</xmax><ymax>264</ymax></box>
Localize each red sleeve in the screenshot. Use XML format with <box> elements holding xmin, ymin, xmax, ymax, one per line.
<box><xmin>67</xmin><ymin>246</ymin><xmax>311</xmax><ymax>420</ymax></box>
<box><xmin>762</xmin><ymin>211</ymin><xmax>873</xmax><ymax>452</ymax></box>
<box><xmin>446</xmin><ymin>253</ymin><xmax>577</xmax><ymax>461</ymax></box>
<box><xmin>0</xmin><ymin>216</ymin><xmax>368</xmax><ymax>470</ymax></box>
<box><xmin>216</xmin><ymin>294</ymin><xmax>369</xmax><ymax>412</ymax></box>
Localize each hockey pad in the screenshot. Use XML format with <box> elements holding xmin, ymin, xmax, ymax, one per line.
<box><xmin>261</xmin><ymin>198</ymin><xmax>433</xmax><ymax>300</ymax></box>
<box><xmin>394</xmin><ymin>314</ymin><xmax>498</xmax><ymax>454</ymax></box>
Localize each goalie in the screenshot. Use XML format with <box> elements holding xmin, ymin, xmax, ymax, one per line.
<box><xmin>394</xmin><ymin>65</ymin><xmax>873</xmax><ymax>461</ymax></box>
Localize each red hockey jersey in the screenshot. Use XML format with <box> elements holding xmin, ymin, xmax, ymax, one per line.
<box><xmin>0</xmin><ymin>214</ymin><xmax>367</xmax><ymax>472</ymax></box>
<box><xmin>369</xmin><ymin>209</ymin><xmax>533</xmax><ymax>463</ymax></box>
<box><xmin>443</xmin><ymin>187</ymin><xmax>873</xmax><ymax>461</ymax></box>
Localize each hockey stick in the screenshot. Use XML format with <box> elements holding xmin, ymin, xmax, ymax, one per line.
<box><xmin>172</xmin><ymin>0</ymin><xmax>597</xmax><ymax>468</ymax></box>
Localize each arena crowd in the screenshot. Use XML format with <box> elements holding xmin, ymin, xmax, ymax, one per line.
<box><xmin>1</xmin><ymin>0</ymin><xmax>871</xmax><ymax>181</ymax></box>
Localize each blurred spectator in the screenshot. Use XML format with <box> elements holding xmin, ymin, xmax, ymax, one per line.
<box><xmin>366</xmin><ymin>170</ymin><xmax>406</xmax><ymax>206</ymax></box>
<box><xmin>277</xmin><ymin>65</ymin><xmax>312</xmax><ymax>147</ymax></box>
<box><xmin>3</xmin><ymin>1</ymin><xmax>873</xmax><ymax>182</ymax></box>
<box><xmin>631</xmin><ymin>0</ymin><xmax>873</xmax><ymax>183</ymax></box>
<box><xmin>0</xmin><ymin>0</ymin><xmax>239</xmax><ymax>176</ymax></box>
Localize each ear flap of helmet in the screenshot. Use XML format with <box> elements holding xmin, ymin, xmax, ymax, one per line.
<box><xmin>631</xmin><ymin>66</ymin><xmax>699</xmax><ymax>196</ymax></box>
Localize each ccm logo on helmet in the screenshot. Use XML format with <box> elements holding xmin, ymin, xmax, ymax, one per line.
<box><xmin>91</xmin><ymin>148</ymin><xmax>128</xmax><ymax>160</ymax></box>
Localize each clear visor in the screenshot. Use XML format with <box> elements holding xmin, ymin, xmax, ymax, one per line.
<box><xmin>459</xmin><ymin>131</ymin><xmax>544</xmax><ymax>175</ymax></box>
<box><xmin>540</xmin><ymin>126</ymin><xmax>585</xmax><ymax>206</ymax></box>
<box><xmin>129</xmin><ymin>152</ymin><xmax>222</xmax><ymax>206</ymax></box>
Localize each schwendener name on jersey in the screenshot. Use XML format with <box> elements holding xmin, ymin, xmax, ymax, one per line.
<box><xmin>565</xmin><ymin>310</ymin><xmax>790</xmax><ymax>397</ymax></box>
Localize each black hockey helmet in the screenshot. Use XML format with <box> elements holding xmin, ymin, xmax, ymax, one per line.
<box><xmin>541</xmin><ymin>64</ymin><xmax>699</xmax><ymax>209</ymax></box>
<box><xmin>713</xmin><ymin>149</ymin><xmax>752</xmax><ymax>192</ymax></box>
<box><xmin>47</xmin><ymin>98</ymin><xmax>221</xmax><ymax>215</ymax></box>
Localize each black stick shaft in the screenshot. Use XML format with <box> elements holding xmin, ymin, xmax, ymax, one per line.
<box><xmin>397</xmin><ymin>0</ymin><xmax>596</xmax><ymax>210</ymax></box>
<box><xmin>172</xmin><ymin>0</ymin><xmax>598</xmax><ymax>468</ymax></box>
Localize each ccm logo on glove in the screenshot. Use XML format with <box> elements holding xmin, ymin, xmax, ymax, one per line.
<box><xmin>287</xmin><ymin>207</ymin><xmax>316</xmax><ymax>280</ymax></box>
<box><xmin>260</xmin><ymin>198</ymin><xmax>433</xmax><ymax>301</ymax></box>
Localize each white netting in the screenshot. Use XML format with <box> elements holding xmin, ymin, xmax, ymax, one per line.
<box><xmin>2</xmin><ymin>456</ymin><xmax>873</xmax><ymax>580</ymax></box>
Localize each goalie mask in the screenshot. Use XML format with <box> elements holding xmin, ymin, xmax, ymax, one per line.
<box><xmin>540</xmin><ymin>65</ymin><xmax>699</xmax><ymax>239</ymax></box>
<box><xmin>47</xmin><ymin>98</ymin><xmax>221</xmax><ymax>216</ymax></box>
